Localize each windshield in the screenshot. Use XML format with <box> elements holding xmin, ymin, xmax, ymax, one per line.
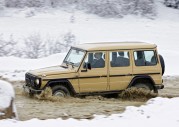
<box><xmin>64</xmin><ymin>48</ymin><xmax>85</xmax><ymax>67</ymax></box>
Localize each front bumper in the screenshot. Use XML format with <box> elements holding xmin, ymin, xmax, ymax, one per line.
<box><xmin>155</xmin><ymin>84</ymin><xmax>164</xmax><ymax>89</ymax></box>
<box><xmin>23</xmin><ymin>84</ymin><xmax>43</xmax><ymax>94</ymax></box>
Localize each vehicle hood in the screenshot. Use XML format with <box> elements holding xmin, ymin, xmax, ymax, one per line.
<box><xmin>28</xmin><ymin>65</ymin><xmax>76</xmax><ymax>77</ymax></box>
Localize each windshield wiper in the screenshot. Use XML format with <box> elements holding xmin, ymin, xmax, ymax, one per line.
<box><xmin>69</xmin><ymin>62</ymin><xmax>74</xmax><ymax>65</ymax></box>
<box><xmin>64</xmin><ymin>61</ymin><xmax>76</xmax><ymax>68</ymax></box>
<box><xmin>69</xmin><ymin>62</ymin><xmax>75</xmax><ymax>67</ymax></box>
<box><xmin>68</xmin><ymin>62</ymin><xmax>75</xmax><ymax>68</ymax></box>
<box><xmin>60</xmin><ymin>65</ymin><xmax>68</xmax><ymax>68</ymax></box>
<box><xmin>63</xmin><ymin>60</ymin><xmax>68</xmax><ymax>67</ymax></box>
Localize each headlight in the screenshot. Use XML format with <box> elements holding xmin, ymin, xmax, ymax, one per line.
<box><xmin>35</xmin><ymin>79</ymin><xmax>40</xmax><ymax>85</ymax></box>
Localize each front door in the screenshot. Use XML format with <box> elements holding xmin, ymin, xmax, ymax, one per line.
<box><xmin>78</xmin><ymin>51</ymin><xmax>108</xmax><ymax>93</ymax></box>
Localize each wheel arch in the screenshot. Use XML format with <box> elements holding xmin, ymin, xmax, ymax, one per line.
<box><xmin>44</xmin><ymin>79</ymin><xmax>76</xmax><ymax>96</ymax></box>
<box><xmin>128</xmin><ymin>75</ymin><xmax>157</xmax><ymax>91</ymax></box>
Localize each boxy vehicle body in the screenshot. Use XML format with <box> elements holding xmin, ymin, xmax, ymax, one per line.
<box><xmin>23</xmin><ymin>42</ymin><xmax>164</xmax><ymax>97</ymax></box>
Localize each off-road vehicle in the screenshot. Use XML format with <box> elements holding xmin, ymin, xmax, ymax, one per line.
<box><xmin>23</xmin><ymin>42</ymin><xmax>165</xmax><ymax>97</ymax></box>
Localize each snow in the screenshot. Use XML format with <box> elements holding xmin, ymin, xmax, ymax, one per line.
<box><xmin>0</xmin><ymin>97</ymin><xmax>179</xmax><ymax>127</ymax></box>
<box><xmin>0</xmin><ymin>80</ymin><xmax>18</xmax><ymax>120</ymax></box>
<box><xmin>0</xmin><ymin>80</ymin><xmax>15</xmax><ymax>109</ymax></box>
<box><xmin>0</xmin><ymin>1</ymin><xmax>179</xmax><ymax>78</ymax></box>
<box><xmin>0</xmin><ymin>53</ymin><xmax>66</xmax><ymax>80</ymax></box>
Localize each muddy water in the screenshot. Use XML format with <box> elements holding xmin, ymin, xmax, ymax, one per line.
<box><xmin>10</xmin><ymin>76</ymin><xmax>179</xmax><ymax>120</ymax></box>
<box><xmin>160</xmin><ymin>76</ymin><xmax>179</xmax><ymax>97</ymax></box>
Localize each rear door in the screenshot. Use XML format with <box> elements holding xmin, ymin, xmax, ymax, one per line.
<box><xmin>109</xmin><ymin>50</ymin><xmax>133</xmax><ymax>90</ymax></box>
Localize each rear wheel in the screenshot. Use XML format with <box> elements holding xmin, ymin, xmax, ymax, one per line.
<box><xmin>134</xmin><ymin>83</ymin><xmax>158</xmax><ymax>93</ymax></box>
<box><xmin>134</xmin><ymin>83</ymin><xmax>151</xmax><ymax>91</ymax></box>
<box><xmin>52</xmin><ymin>85</ymin><xmax>70</xmax><ymax>97</ymax></box>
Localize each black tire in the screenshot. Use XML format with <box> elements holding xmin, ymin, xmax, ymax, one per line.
<box><xmin>134</xmin><ymin>83</ymin><xmax>158</xmax><ymax>93</ymax></box>
<box><xmin>159</xmin><ymin>54</ymin><xmax>165</xmax><ymax>75</ymax></box>
<box><xmin>52</xmin><ymin>85</ymin><xmax>70</xmax><ymax>97</ymax></box>
<box><xmin>134</xmin><ymin>83</ymin><xmax>152</xmax><ymax>91</ymax></box>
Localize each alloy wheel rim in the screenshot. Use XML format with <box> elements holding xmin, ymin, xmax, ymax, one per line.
<box><xmin>54</xmin><ymin>90</ymin><xmax>66</xmax><ymax>97</ymax></box>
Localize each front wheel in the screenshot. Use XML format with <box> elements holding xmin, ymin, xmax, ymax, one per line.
<box><xmin>52</xmin><ymin>85</ymin><xmax>70</xmax><ymax>97</ymax></box>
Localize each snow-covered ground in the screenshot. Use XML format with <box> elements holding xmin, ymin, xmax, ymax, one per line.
<box><xmin>0</xmin><ymin>97</ymin><xmax>179</xmax><ymax>127</ymax></box>
<box><xmin>0</xmin><ymin>80</ymin><xmax>15</xmax><ymax>109</ymax></box>
<box><xmin>0</xmin><ymin>80</ymin><xmax>18</xmax><ymax>119</ymax></box>
<box><xmin>0</xmin><ymin>53</ymin><xmax>66</xmax><ymax>80</ymax></box>
<box><xmin>0</xmin><ymin>0</ymin><xmax>179</xmax><ymax>126</ymax></box>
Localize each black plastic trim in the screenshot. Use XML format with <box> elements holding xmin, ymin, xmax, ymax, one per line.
<box><xmin>128</xmin><ymin>75</ymin><xmax>157</xmax><ymax>92</ymax></box>
<box><xmin>45</xmin><ymin>79</ymin><xmax>77</xmax><ymax>95</ymax></box>
<box><xmin>76</xmin><ymin>90</ymin><xmax>122</xmax><ymax>96</ymax></box>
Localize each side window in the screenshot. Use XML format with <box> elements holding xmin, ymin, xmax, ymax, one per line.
<box><xmin>84</xmin><ymin>52</ymin><xmax>105</xmax><ymax>68</ymax></box>
<box><xmin>110</xmin><ymin>51</ymin><xmax>130</xmax><ymax>67</ymax></box>
<box><xmin>134</xmin><ymin>50</ymin><xmax>157</xmax><ymax>66</ymax></box>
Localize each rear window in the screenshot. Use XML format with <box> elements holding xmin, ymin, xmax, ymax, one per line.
<box><xmin>110</xmin><ymin>51</ymin><xmax>130</xmax><ymax>67</ymax></box>
<box><xmin>134</xmin><ymin>50</ymin><xmax>157</xmax><ymax>66</ymax></box>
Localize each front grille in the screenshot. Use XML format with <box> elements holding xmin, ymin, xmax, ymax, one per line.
<box><xmin>25</xmin><ymin>73</ymin><xmax>40</xmax><ymax>89</ymax></box>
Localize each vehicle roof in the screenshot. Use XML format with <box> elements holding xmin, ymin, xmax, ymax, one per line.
<box><xmin>73</xmin><ymin>42</ymin><xmax>157</xmax><ymax>51</ymax></box>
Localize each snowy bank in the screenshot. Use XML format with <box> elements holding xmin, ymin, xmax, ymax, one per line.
<box><xmin>0</xmin><ymin>80</ymin><xmax>18</xmax><ymax>119</ymax></box>
<box><xmin>0</xmin><ymin>97</ymin><xmax>179</xmax><ymax>127</ymax></box>
<box><xmin>0</xmin><ymin>53</ymin><xmax>66</xmax><ymax>81</ymax></box>
<box><xmin>0</xmin><ymin>80</ymin><xmax>15</xmax><ymax>109</ymax></box>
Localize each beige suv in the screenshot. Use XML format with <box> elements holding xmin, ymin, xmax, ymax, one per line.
<box><xmin>23</xmin><ymin>42</ymin><xmax>165</xmax><ymax>97</ymax></box>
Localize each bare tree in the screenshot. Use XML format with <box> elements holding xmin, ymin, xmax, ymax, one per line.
<box><xmin>0</xmin><ymin>35</ymin><xmax>17</xmax><ymax>57</ymax></box>
<box><xmin>0</xmin><ymin>0</ymin><xmax>5</xmax><ymax>10</ymax></box>
<box><xmin>3</xmin><ymin>0</ymin><xmax>156</xmax><ymax>18</ymax></box>
<box><xmin>63</xmin><ymin>32</ymin><xmax>75</xmax><ymax>49</ymax></box>
<box><xmin>24</xmin><ymin>33</ymin><xmax>46</xmax><ymax>59</ymax></box>
<box><xmin>45</xmin><ymin>38</ymin><xmax>64</xmax><ymax>55</ymax></box>
<box><xmin>46</xmin><ymin>32</ymin><xmax>76</xmax><ymax>55</ymax></box>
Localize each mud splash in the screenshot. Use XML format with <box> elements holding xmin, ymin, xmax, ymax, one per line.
<box><xmin>34</xmin><ymin>87</ymin><xmax>158</xmax><ymax>102</ymax></box>
<box><xmin>120</xmin><ymin>87</ymin><xmax>158</xmax><ymax>101</ymax></box>
<box><xmin>35</xmin><ymin>87</ymin><xmax>65</xmax><ymax>102</ymax></box>
<box><xmin>34</xmin><ymin>87</ymin><xmax>92</xmax><ymax>103</ymax></box>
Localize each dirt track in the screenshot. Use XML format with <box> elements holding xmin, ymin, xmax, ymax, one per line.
<box><xmin>10</xmin><ymin>76</ymin><xmax>179</xmax><ymax>120</ymax></box>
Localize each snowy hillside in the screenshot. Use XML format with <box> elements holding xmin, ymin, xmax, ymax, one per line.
<box><xmin>0</xmin><ymin>0</ymin><xmax>179</xmax><ymax>78</ymax></box>
<box><xmin>0</xmin><ymin>0</ymin><xmax>156</xmax><ymax>18</ymax></box>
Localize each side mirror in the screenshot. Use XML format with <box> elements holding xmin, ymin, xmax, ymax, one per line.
<box><xmin>82</xmin><ymin>62</ymin><xmax>91</xmax><ymax>72</ymax></box>
<box><xmin>87</xmin><ymin>62</ymin><xmax>91</xmax><ymax>70</ymax></box>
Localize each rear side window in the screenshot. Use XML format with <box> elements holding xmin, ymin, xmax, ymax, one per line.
<box><xmin>134</xmin><ymin>50</ymin><xmax>157</xmax><ymax>66</ymax></box>
<box><xmin>110</xmin><ymin>51</ymin><xmax>130</xmax><ymax>67</ymax></box>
